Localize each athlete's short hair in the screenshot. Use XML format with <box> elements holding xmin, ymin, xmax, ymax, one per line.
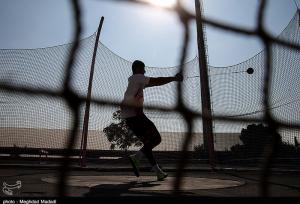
<box><xmin>132</xmin><ymin>60</ymin><xmax>145</xmax><ymax>74</ymax></box>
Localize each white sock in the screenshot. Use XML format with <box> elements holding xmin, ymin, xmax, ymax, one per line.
<box><xmin>133</xmin><ymin>150</ymin><xmax>144</xmax><ymax>161</ymax></box>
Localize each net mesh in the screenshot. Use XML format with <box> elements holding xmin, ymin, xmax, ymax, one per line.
<box><xmin>0</xmin><ymin>11</ymin><xmax>299</xmax><ymax>162</ymax></box>
<box><xmin>210</xmin><ymin>12</ymin><xmax>300</xmax><ymax>157</ymax></box>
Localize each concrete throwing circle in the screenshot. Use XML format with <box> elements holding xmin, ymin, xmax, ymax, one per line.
<box><xmin>42</xmin><ymin>176</ymin><xmax>244</xmax><ymax>191</ymax></box>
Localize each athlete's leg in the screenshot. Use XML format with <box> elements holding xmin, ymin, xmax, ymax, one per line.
<box><xmin>126</xmin><ymin>114</ymin><xmax>167</xmax><ymax>180</ymax></box>
<box><xmin>140</xmin><ymin>116</ymin><xmax>167</xmax><ymax>180</ymax></box>
<box><xmin>139</xmin><ymin>124</ymin><xmax>161</xmax><ymax>166</ymax></box>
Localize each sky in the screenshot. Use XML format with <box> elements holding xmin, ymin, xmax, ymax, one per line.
<box><xmin>0</xmin><ymin>0</ymin><xmax>298</xmax><ymax>67</ymax></box>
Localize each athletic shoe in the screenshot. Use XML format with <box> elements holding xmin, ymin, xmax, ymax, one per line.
<box><xmin>128</xmin><ymin>155</ymin><xmax>140</xmax><ymax>177</ymax></box>
<box><xmin>157</xmin><ymin>171</ymin><xmax>168</xmax><ymax>181</ymax></box>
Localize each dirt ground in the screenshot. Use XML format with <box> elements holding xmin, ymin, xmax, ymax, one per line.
<box><xmin>1</xmin><ymin>166</ymin><xmax>300</xmax><ymax>198</ymax></box>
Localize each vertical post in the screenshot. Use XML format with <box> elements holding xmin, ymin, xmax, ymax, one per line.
<box><xmin>298</xmin><ymin>9</ymin><xmax>300</xmax><ymax>26</ymax></box>
<box><xmin>80</xmin><ymin>17</ymin><xmax>105</xmax><ymax>167</ymax></box>
<box><xmin>195</xmin><ymin>0</ymin><xmax>215</xmax><ymax>168</ymax></box>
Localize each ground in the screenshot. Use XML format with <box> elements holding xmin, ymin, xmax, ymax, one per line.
<box><xmin>1</xmin><ymin>165</ymin><xmax>300</xmax><ymax>198</ymax></box>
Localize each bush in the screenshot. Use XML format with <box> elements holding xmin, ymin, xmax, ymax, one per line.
<box><xmin>194</xmin><ymin>144</ymin><xmax>205</xmax><ymax>153</ymax></box>
<box><xmin>230</xmin><ymin>123</ymin><xmax>300</xmax><ymax>158</ymax></box>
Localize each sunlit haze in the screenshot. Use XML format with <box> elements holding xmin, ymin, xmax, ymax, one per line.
<box><xmin>140</xmin><ymin>0</ymin><xmax>177</xmax><ymax>9</ymax></box>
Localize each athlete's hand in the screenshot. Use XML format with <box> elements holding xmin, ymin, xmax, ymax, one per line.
<box><xmin>174</xmin><ymin>73</ymin><xmax>183</xmax><ymax>82</ymax></box>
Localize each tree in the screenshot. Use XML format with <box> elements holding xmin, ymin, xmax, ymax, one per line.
<box><xmin>230</xmin><ymin>124</ymin><xmax>278</xmax><ymax>157</ymax></box>
<box><xmin>231</xmin><ymin>123</ymin><xmax>299</xmax><ymax>158</ymax></box>
<box><xmin>103</xmin><ymin>110</ymin><xmax>142</xmax><ymax>151</ymax></box>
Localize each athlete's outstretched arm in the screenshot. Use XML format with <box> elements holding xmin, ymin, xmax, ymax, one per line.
<box><xmin>146</xmin><ymin>73</ymin><xmax>183</xmax><ymax>88</ymax></box>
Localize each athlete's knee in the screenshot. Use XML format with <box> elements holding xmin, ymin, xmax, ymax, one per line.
<box><xmin>145</xmin><ymin>126</ymin><xmax>161</xmax><ymax>147</ymax></box>
<box><xmin>152</xmin><ymin>132</ymin><xmax>161</xmax><ymax>146</ymax></box>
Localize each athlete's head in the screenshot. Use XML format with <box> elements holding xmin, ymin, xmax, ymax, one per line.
<box><xmin>132</xmin><ymin>60</ymin><xmax>145</xmax><ymax>74</ymax></box>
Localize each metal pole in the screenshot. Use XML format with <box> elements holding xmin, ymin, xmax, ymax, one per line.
<box><xmin>195</xmin><ymin>0</ymin><xmax>215</xmax><ymax>168</ymax></box>
<box><xmin>80</xmin><ymin>16</ymin><xmax>105</xmax><ymax>167</ymax></box>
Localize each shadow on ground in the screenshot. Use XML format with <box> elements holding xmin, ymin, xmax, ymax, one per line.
<box><xmin>84</xmin><ymin>180</ymin><xmax>195</xmax><ymax>197</ymax></box>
